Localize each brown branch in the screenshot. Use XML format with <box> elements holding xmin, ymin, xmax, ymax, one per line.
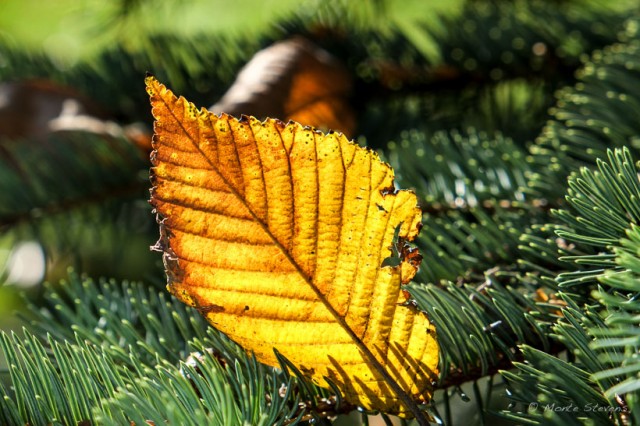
<box><xmin>436</xmin><ymin>342</ymin><xmax>567</xmax><ymax>391</ymax></box>
<box><xmin>419</xmin><ymin>197</ymin><xmax>562</xmax><ymax>216</ymax></box>
<box><xmin>281</xmin><ymin>394</ymin><xmax>358</xmax><ymax>425</ymax></box>
<box><xmin>0</xmin><ymin>180</ymin><xmax>147</xmax><ymax>230</ymax></box>
<box><xmin>352</xmin><ymin>48</ymin><xmax>580</xmax><ymax>108</ymax></box>
<box><xmin>278</xmin><ymin>340</ymin><xmax>568</xmax><ymax>422</ymax></box>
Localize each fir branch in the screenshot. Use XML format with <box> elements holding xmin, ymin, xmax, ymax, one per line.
<box><xmin>0</xmin><ymin>329</ymin><xmax>129</xmax><ymax>425</ymax></box>
<box><xmin>383</xmin><ymin>128</ymin><xmax>555</xmax><ymax>284</ymax></box>
<box><xmin>502</xmin><ymin>148</ymin><xmax>640</xmax><ymax>425</ymax></box>
<box><xmin>553</xmin><ymin>148</ymin><xmax>640</xmax><ymax>287</ymax></box>
<box><xmin>416</xmin><ymin>208</ymin><xmax>540</xmax><ymax>283</ymax></box>
<box><xmin>529</xmin><ymin>23</ymin><xmax>640</xmax><ymax>200</ymax></box>
<box><xmin>409</xmin><ymin>274</ymin><xmax>557</xmax><ymax>387</ymax></box>
<box><xmin>387</xmin><ymin>129</ymin><xmax>531</xmax><ymax>206</ymax></box>
<box><xmin>0</xmin><ymin>181</ymin><xmax>146</xmax><ymax>230</ymax></box>
<box><xmin>587</xmin><ymin>225</ymin><xmax>640</xmax><ymax>425</ymax></box>
<box><xmin>0</xmin><ymin>130</ymin><xmax>152</xmax><ymax>280</ymax></box>
<box><xmin>501</xmin><ymin>300</ymin><xmax>624</xmax><ymax>425</ymax></box>
<box><xmin>4</xmin><ymin>274</ymin><xmax>345</xmax><ymax>425</ymax></box>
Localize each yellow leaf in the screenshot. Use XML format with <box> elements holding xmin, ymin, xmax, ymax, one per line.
<box><xmin>146</xmin><ymin>76</ymin><xmax>439</xmax><ymax>418</ymax></box>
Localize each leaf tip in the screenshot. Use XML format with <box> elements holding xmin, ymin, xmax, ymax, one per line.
<box><xmin>145</xmin><ymin>74</ymin><xmax>162</xmax><ymax>98</ymax></box>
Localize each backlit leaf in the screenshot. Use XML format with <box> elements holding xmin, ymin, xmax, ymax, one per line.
<box><xmin>146</xmin><ymin>76</ymin><xmax>439</xmax><ymax>418</ymax></box>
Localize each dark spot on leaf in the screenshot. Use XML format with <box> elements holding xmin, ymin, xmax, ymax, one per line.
<box><xmin>199</xmin><ymin>304</ymin><xmax>225</xmax><ymax>313</ymax></box>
